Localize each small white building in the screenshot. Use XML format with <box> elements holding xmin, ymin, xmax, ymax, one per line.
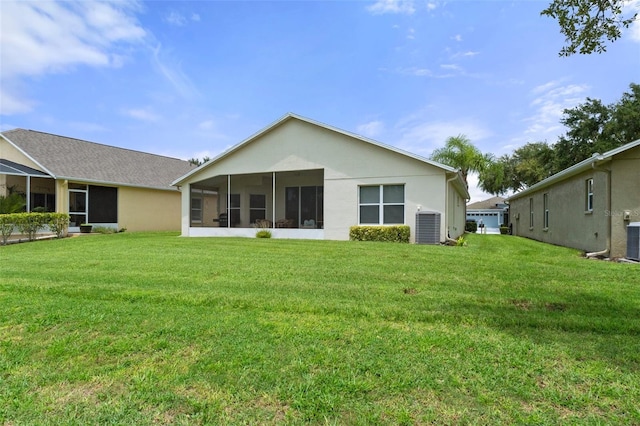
<box><xmin>172</xmin><ymin>113</ymin><xmax>469</xmax><ymax>243</ymax></box>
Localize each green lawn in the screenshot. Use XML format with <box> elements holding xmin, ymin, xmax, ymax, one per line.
<box><xmin>1</xmin><ymin>232</ymin><xmax>639</xmax><ymax>425</ymax></box>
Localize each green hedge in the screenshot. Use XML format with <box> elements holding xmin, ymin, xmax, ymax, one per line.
<box><xmin>0</xmin><ymin>212</ymin><xmax>70</xmax><ymax>244</ymax></box>
<box><xmin>465</xmin><ymin>220</ymin><xmax>478</xmax><ymax>233</ymax></box>
<box><xmin>349</xmin><ymin>225</ymin><xmax>410</xmax><ymax>243</ymax></box>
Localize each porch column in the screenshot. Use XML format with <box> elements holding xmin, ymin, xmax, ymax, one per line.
<box><xmin>26</xmin><ymin>175</ymin><xmax>31</xmax><ymax>212</ymax></box>
<box><xmin>272</xmin><ymin>172</ymin><xmax>276</xmax><ymax>229</ymax></box>
<box><xmin>227</xmin><ymin>174</ymin><xmax>231</xmax><ymax>228</ymax></box>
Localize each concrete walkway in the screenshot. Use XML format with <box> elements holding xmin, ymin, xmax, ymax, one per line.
<box><xmin>476</xmin><ymin>227</ymin><xmax>501</xmax><ymax>235</ymax></box>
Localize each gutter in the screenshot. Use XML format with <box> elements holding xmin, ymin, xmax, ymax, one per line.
<box><xmin>444</xmin><ymin>173</ymin><xmax>461</xmax><ymax>244</ymax></box>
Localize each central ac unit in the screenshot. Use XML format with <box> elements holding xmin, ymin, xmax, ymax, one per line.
<box><xmin>627</xmin><ymin>222</ymin><xmax>640</xmax><ymax>261</ymax></box>
<box><xmin>415</xmin><ymin>211</ymin><xmax>441</xmax><ymax>244</ymax></box>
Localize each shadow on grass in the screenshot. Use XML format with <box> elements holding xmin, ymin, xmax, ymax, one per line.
<box><xmin>450</xmin><ymin>291</ymin><xmax>640</xmax><ymax>370</ymax></box>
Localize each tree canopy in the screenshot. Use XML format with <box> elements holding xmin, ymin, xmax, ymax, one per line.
<box><xmin>479</xmin><ymin>83</ymin><xmax>640</xmax><ymax>195</ymax></box>
<box><xmin>541</xmin><ymin>0</ymin><xmax>638</xmax><ymax>56</ymax></box>
<box><xmin>430</xmin><ymin>135</ymin><xmax>492</xmax><ymax>188</ymax></box>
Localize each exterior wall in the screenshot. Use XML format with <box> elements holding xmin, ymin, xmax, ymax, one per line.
<box><xmin>610</xmin><ymin>147</ymin><xmax>640</xmax><ymax>258</ymax></box>
<box><xmin>118</xmin><ymin>186</ymin><xmax>183</xmax><ymax>232</ymax></box>
<box><xmin>182</xmin><ymin>119</ymin><xmax>466</xmax><ymax>242</ymax></box>
<box><xmin>510</xmin><ymin>169</ymin><xmax>609</xmax><ymax>253</ymax></box>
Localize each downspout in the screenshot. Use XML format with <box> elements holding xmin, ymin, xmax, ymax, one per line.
<box><xmin>586</xmin><ymin>161</ymin><xmax>611</xmax><ymax>258</ymax></box>
<box><xmin>445</xmin><ymin>173</ymin><xmax>459</xmax><ymax>244</ymax></box>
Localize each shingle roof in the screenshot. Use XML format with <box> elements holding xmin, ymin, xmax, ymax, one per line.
<box><xmin>467</xmin><ymin>196</ymin><xmax>507</xmax><ymax>210</ymax></box>
<box><xmin>1</xmin><ymin>129</ymin><xmax>195</xmax><ymax>190</ymax></box>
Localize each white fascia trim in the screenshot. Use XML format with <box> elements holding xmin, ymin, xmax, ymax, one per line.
<box><xmin>507</xmin><ymin>138</ymin><xmax>640</xmax><ymax>201</ymax></box>
<box><xmin>172</xmin><ymin>112</ymin><xmax>459</xmax><ymax>186</ymax></box>
<box><xmin>0</xmin><ymin>133</ymin><xmax>56</xmax><ymax>178</ymax></box>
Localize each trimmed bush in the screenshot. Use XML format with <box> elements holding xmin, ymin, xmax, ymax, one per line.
<box><xmin>47</xmin><ymin>213</ymin><xmax>70</xmax><ymax>238</ymax></box>
<box><xmin>256</xmin><ymin>229</ymin><xmax>272</xmax><ymax>238</ymax></box>
<box><xmin>500</xmin><ymin>226</ymin><xmax>510</xmax><ymax>235</ymax></box>
<box><xmin>349</xmin><ymin>225</ymin><xmax>410</xmax><ymax>243</ymax></box>
<box><xmin>0</xmin><ymin>212</ymin><xmax>70</xmax><ymax>244</ymax></box>
<box><xmin>465</xmin><ymin>220</ymin><xmax>477</xmax><ymax>233</ymax></box>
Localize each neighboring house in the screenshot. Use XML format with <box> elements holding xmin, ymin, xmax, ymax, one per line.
<box><xmin>172</xmin><ymin>113</ymin><xmax>469</xmax><ymax>243</ymax></box>
<box><xmin>466</xmin><ymin>196</ymin><xmax>508</xmax><ymax>229</ymax></box>
<box><xmin>0</xmin><ymin>129</ymin><xmax>195</xmax><ymax>232</ymax></box>
<box><xmin>507</xmin><ymin>139</ymin><xmax>640</xmax><ymax>259</ymax></box>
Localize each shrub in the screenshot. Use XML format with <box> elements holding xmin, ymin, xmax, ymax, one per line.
<box><xmin>46</xmin><ymin>213</ymin><xmax>70</xmax><ymax>239</ymax></box>
<box><xmin>500</xmin><ymin>226</ymin><xmax>510</xmax><ymax>235</ymax></box>
<box><xmin>0</xmin><ymin>193</ymin><xmax>26</xmax><ymax>214</ymax></box>
<box><xmin>465</xmin><ymin>220</ymin><xmax>477</xmax><ymax>233</ymax></box>
<box><xmin>93</xmin><ymin>226</ymin><xmax>117</xmax><ymax>234</ymax></box>
<box><xmin>0</xmin><ymin>214</ymin><xmax>16</xmax><ymax>245</ymax></box>
<box><xmin>256</xmin><ymin>229</ymin><xmax>272</xmax><ymax>238</ymax></box>
<box><xmin>14</xmin><ymin>213</ymin><xmax>48</xmax><ymax>241</ymax></box>
<box><xmin>349</xmin><ymin>225</ymin><xmax>410</xmax><ymax>243</ymax></box>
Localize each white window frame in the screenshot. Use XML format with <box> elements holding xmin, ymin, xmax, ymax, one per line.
<box><xmin>543</xmin><ymin>193</ymin><xmax>549</xmax><ymax>229</ymax></box>
<box><xmin>358</xmin><ymin>184</ymin><xmax>405</xmax><ymax>225</ymax></box>
<box><xmin>586</xmin><ymin>178</ymin><xmax>594</xmax><ymax>212</ymax></box>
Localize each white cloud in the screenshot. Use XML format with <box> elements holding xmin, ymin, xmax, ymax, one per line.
<box><xmin>165</xmin><ymin>11</ymin><xmax>187</xmax><ymax>26</ymax></box>
<box><xmin>452</xmin><ymin>50</ymin><xmax>480</xmax><ymax>59</ymax></box>
<box><xmin>191</xmin><ymin>13</ymin><xmax>201</xmax><ymax>22</ymax></box>
<box><xmin>440</xmin><ymin>64</ymin><xmax>462</xmax><ymax>71</ymax></box>
<box><xmin>151</xmin><ymin>44</ymin><xmax>200</xmax><ymax>99</ymax></box>
<box><xmin>452</xmin><ymin>34</ymin><xmax>463</xmax><ymax>42</ymax></box>
<box><xmin>524</xmin><ymin>81</ymin><xmax>589</xmax><ymax>139</ymax></box>
<box><xmin>357</xmin><ymin>120</ymin><xmax>384</xmax><ymax>138</ymax></box>
<box><xmin>0</xmin><ymin>0</ymin><xmax>146</xmax><ymax>115</ymax></box>
<box><xmin>367</xmin><ymin>0</ymin><xmax>415</xmax><ymax>15</ymax></box>
<box><xmin>395</xmin><ymin>113</ymin><xmax>493</xmax><ymax>155</ymax></box>
<box><xmin>198</xmin><ymin>120</ymin><xmax>215</xmax><ymax>130</ymax></box>
<box><xmin>427</xmin><ymin>2</ymin><xmax>437</xmax><ymax>11</ymax></box>
<box><xmin>624</xmin><ymin>0</ymin><xmax>640</xmax><ymax>42</ymax></box>
<box><xmin>0</xmin><ymin>1</ymin><xmax>145</xmax><ymax>78</ymax></box>
<box><xmin>407</xmin><ymin>28</ymin><xmax>416</xmax><ymax>40</ymax></box>
<box><xmin>123</xmin><ymin>108</ymin><xmax>160</xmax><ymax>122</ymax></box>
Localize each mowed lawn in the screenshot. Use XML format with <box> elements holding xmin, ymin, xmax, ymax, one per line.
<box><xmin>1</xmin><ymin>232</ymin><xmax>639</xmax><ymax>425</ymax></box>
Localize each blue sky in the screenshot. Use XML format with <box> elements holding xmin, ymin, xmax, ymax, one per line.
<box><xmin>1</xmin><ymin>0</ymin><xmax>639</xmax><ymax>201</ymax></box>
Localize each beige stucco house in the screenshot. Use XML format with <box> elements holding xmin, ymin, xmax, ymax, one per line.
<box><xmin>1</xmin><ymin>129</ymin><xmax>195</xmax><ymax>232</ymax></box>
<box><xmin>507</xmin><ymin>139</ymin><xmax>640</xmax><ymax>259</ymax></box>
<box><xmin>173</xmin><ymin>113</ymin><xmax>469</xmax><ymax>243</ymax></box>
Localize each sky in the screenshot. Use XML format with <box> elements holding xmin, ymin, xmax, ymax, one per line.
<box><xmin>1</xmin><ymin>0</ymin><xmax>639</xmax><ymax>202</ymax></box>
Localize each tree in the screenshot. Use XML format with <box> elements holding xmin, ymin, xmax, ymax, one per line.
<box><xmin>430</xmin><ymin>134</ymin><xmax>492</xmax><ymax>188</ymax></box>
<box><xmin>479</xmin><ymin>143</ymin><xmax>555</xmax><ymax>195</ymax></box>
<box><xmin>553</xmin><ymin>83</ymin><xmax>640</xmax><ymax>171</ymax></box>
<box><xmin>541</xmin><ymin>0</ymin><xmax>638</xmax><ymax>56</ymax></box>
<box><xmin>188</xmin><ymin>156</ymin><xmax>211</xmax><ymax>166</ymax></box>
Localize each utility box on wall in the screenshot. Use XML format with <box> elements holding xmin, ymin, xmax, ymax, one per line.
<box><xmin>415</xmin><ymin>211</ymin><xmax>441</xmax><ymax>244</ymax></box>
<box><xmin>627</xmin><ymin>222</ymin><xmax>640</xmax><ymax>261</ymax></box>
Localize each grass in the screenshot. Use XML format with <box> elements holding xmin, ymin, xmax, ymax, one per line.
<box><xmin>1</xmin><ymin>232</ymin><xmax>639</xmax><ymax>425</ymax></box>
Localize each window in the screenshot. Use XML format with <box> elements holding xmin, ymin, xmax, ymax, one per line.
<box><xmin>529</xmin><ymin>197</ymin><xmax>534</xmax><ymax>228</ymax></box>
<box><xmin>191</xmin><ymin>188</ymin><xmax>203</xmax><ymax>224</ymax></box>
<box><xmin>585</xmin><ymin>178</ymin><xmax>593</xmax><ymax>212</ymax></box>
<box><xmin>69</xmin><ymin>184</ymin><xmax>88</xmax><ymax>226</ymax></box>
<box><xmin>249</xmin><ymin>194</ymin><xmax>266</xmax><ymax>224</ymax></box>
<box><xmin>359</xmin><ymin>185</ymin><xmax>405</xmax><ymax>225</ymax></box>
<box><xmin>543</xmin><ymin>193</ymin><xmax>549</xmax><ymax>229</ymax></box>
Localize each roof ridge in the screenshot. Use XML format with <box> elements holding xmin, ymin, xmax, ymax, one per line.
<box><xmin>4</xmin><ymin>128</ymin><xmax>191</xmax><ymax>163</ymax></box>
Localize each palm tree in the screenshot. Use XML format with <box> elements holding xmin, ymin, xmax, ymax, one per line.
<box><xmin>430</xmin><ymin>134</ymin><xmax>492</xmax><ymax>188</ymax></box>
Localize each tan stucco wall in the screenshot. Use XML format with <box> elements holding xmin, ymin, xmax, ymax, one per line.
<box><xmin>510</xmin><ymin>169</ymin><xmax>610</xmax><ymax>254</ymax></box>
<box><xmin>510</xmin><ymin>146</ymin><xmax>640</xmax><ymax>258</ymax></box>
<box><xmin>610</xmin><ymin>147</ymin><xmax>640</xmax><ymax>258</ymax></box>
<box><xmin>119</xmin><ymin>186</ymin><xmax>182</xmax><ymax>231</ymax></box>
<box><xmin>181</xmin><ymin>119</ymin><xmax>467</xmax><ymax>241</ymax></box>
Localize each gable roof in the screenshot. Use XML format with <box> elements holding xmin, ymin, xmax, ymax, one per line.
<box><xmin>507</xmin><ymin>138</ymin><xmax>640</xmax><ymax>201</ymax></box>
<box><xmin>1</xmin><ymin>129</ymin><xmax>195</xmax><ymax>191</ymax></box>
<box><xmin>173</xmin><ymin>113</ymin><xmax>469</xmax><ymax>197</ymax></box>
<box><xmin>467</xmin><ymin>196</ymin><xmax>506</xmax><ymax>210</ymax></box>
